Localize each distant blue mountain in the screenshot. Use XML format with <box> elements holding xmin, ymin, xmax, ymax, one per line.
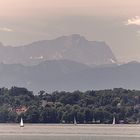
<box><xmin>0</xmin><ymin>60</ymin><xmax>139</xmax><ymax>92</ymax></box>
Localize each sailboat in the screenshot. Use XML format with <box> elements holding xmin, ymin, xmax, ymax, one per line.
<box><xmin>112</xmin><ymin>117</ymin><xmax>116</xmax><ymax>125</ymax></box>
<box><xmin>20</xmin><ymin>117</ymin><xmax>24</xmax><ymax>127</ymax></box>
<box><xmin>74</xmin><ymin>117</ymin><xmax>77</xmax><ymax>125</ymax></box>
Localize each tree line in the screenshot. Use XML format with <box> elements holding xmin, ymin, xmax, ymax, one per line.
<box><xmin>0</xmin><ymin>87</ymin><xmax>140</xmax><ymax>124</ymax></box>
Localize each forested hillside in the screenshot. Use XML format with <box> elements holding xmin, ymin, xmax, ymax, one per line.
<box><xmin>0</xmin><ymin>87</ymin><xmax>140</xmax><ymax>124</ymax></box>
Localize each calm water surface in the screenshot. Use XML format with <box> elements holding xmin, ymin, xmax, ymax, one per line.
<box><xmin>0</xmin><ymin>135</ymin><xmax>139</xmax><ymax>140</ymax></box>
<box><xmin>0</xmin><ymin>124</ymin><xmax>139</xmax><ymax>140</ymax></box>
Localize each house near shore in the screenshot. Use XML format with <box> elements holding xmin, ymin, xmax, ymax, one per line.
<box><xmin>15</xmin><ymin>106</ymin><xmax>28</xmax><ymax>115</ymax></box>
<box><xmin>41</xmin><ymin>100</ymin><xmax>54</xmax><ymax>107</ymax></box>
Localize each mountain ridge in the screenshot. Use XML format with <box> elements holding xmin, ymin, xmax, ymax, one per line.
<box><xmin>0</xmin><ymin>34</ymin><xmax>117</xmax><ymax>66</ymax></box>
<box><xmin>0</xmin><ymin>60</ymin><xmax>139</xmax><ymax>92</ymax></box>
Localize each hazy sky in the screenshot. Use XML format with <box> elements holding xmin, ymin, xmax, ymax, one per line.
<box><xmin>1</xmin><ymin>0</ymin><xmax>140</xmax><ymax>62</ymax></box>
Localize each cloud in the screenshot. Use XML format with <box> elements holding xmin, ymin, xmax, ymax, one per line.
<box><xmin>125</xmin><ymin>16</ymin><xmax>140</xmax><ymax>26</ymax></box>
<box><xmin>0</xmin><ymin>27</ymin><xmax>13</xmax><ymax>32</ymax></box>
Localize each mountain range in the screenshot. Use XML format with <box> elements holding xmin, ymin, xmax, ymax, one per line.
<box><xmin>0</xmin><ymin>60</ymin><xmax>139</xmax><ymax>92</ymax></box>
<box><xmin>0</xmin><ymin>34</ymin><xmax>117</xmax><ymax>66</ymax></box>
<box><xmin>0</xmin><ymin>34</ymin><xmax>138</xmax><ymax>92</ymax></box>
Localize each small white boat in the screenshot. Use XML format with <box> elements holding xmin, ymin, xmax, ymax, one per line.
<box><xmin>20</xmin><ymin>117</ymin><xmax>24</xmax><ymax>127</ymax></box>
<box><xmin>74</xmin><ymin>117</ymin><xmax>77</xmax><ymax>125</ymax></box>
<box><xmin>112</xmin><ymin>117</ymin><xmax>116</xmax><ymax>125</ymax></box>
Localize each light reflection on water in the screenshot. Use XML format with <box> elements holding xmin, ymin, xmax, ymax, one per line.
<box><xmin>0</xmin><ymin>135</ymin><xmax>139</xmax><ymax>140</ymax></box>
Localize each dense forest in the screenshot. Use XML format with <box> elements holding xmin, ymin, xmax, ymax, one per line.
<box><xmin>0</xmin><ymin>87</ymin><xmax>140</xmax><ymax>124</ymax></box>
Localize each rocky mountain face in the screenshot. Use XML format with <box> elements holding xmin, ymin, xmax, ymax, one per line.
<box><xmin>0</xmin><ymin>34</ymin><xmax>117</xmax><ymax>66</ymax></box>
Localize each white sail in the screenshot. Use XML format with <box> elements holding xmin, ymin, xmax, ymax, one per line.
<box><xmin>20</xmin><ymin>117</ymin><xmax>24</xmax><ymax>127</ymax></box>
<box><xmin>112</xmin><ymin>117</ymin><xmax>115</xmax><ymax>125</ymax></box>
<box><xmin>74</xmin><ymin>117</ymin><xmax>77</xmax><ymax>125</ymax></box>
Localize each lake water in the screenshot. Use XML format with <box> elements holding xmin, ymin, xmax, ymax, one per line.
<box><xmin>0</xmin><ymin>135</ymin><xmax>140</xmax><ymax>140</ymax></box>
<box><xmin>0</xmin><ymin>124</ymin><xmax>140</xmax><ymax>140</ymax></box>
